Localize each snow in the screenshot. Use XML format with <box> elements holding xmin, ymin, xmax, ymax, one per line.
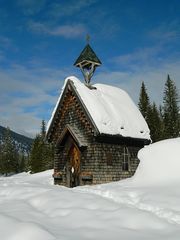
<box><xmin>134</xmin><ymin>137</ymin><xmax>180</xmax><ymax>185</ymax></box>
<box><xmin>1</xmin><ymin>138</ymin><xmax>180</xmax><ymax>239</ymax></box>
<box><xmin>47</xmin><ymin>76</ymin><xmax>150</xmax><ymax>140</ymax></box>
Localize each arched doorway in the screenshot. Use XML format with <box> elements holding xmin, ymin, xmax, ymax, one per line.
<box><xmin>66</xmin><ymin>144</ymin><xmax>81</xmax><ymax>187</ymax></box>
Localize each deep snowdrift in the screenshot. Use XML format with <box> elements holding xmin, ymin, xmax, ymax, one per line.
<box><xmin>0</xmin><ymin>138</ymin><xmax>180</xmax><ymax>240</ymax></box>
<box><xmin>135</xmin><ymin>137</ymin><xmax>180</xmax><ymax>185</ymax></box>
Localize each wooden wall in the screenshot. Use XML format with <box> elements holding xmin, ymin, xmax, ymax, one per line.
<box><xmin>50</xmin><ymin>88</ymin><xmax>141</xmax><ymax>187</ymax></box>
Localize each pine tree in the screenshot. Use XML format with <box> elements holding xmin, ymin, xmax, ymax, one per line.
<box><xmin>29</xmin><ymin>134</ymin><xmax>44</xmax><ymax>173</ymax></box>
<box><xmin>138</xmin><ymin>81</ymin><xmax>154</xmax><ymax>141</ymax></box>
<box><xmin>148</xmin><ymin>103</ymin><xmax>163</xmax><ymax>142</ymax></box>
<box><xmin>41</xmin><ymin>120</ymin><xmax>46</xmax><ymax>140</ymax></box>
<box><xmin>18</xmin><ymin>151</ymin><xmax>27</xmax><ymax>172</ymax></box>
<box><xmin>40</xmin><ymin>120</ymin><xmax>53</xmax><ymax>171</ymax></box>
<box><xmin>0</xmin><ymin>127</ymin><xmax>19</xmax><ymax>176</ymax></box>
<box><xmin>138</xmin><ymin>82</ymin><xmax>151</xmax><ymax>121</ymax></box>
<box><xmin>29</xmin><ymin>120</ymin><xmax>53</xmax><ymax>173</ymax></box>
<box><xmin>163</xmin><ymin>75</ymin><xmax>180</xmax><ymax>139</ymax></box>
<box><xmin>43</xmin><ymin>142</ymin><xmax>54</xmax><ymax>170</ymax></box>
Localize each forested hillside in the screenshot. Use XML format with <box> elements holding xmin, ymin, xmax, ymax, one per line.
<box><xmin>0</xmin><ymin>125</ymin><xmax>33</xmax><ymax>154</ymax></box>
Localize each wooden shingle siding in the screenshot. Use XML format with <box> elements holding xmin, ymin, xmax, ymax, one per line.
<box><xmin>52</xmin><ymin>87</ymin><xmax>141</xmax><ymax>187</ymax></box>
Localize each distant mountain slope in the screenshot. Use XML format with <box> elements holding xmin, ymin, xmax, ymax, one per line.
<box><xmin>0</xmin><ymin>125</ymin><xmax>33</xmax><ymax>154</ymax></box>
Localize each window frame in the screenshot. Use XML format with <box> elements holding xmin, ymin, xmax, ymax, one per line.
<box><xmin>122</xmin><ymin>147</ymin><xmax>130</xmax><ymax>171</ymax></box>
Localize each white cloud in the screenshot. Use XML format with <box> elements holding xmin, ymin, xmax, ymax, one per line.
<box><xmin>47</xmin><ymin>25</ymin><xmax>86</xmax><ymax>38</ymax></box>
<box><xmin>110</xmin><ymin>34</ymin><xmax>180</xmax><ymax>105</ymax></box>
<box><xmin>113</xmin><ymin>45</ymin><xmax>162</xmax><ymax>68</ymax></box>
<box><xmin>148</xmin><ymin>21</ymin><xmax>180</xmax><ymax>44</ymax></box>
<box><xmin>17</xmin><ymin>0</ymin><xmax>47</xmax><ymax>15</ymax></box>
<box><xmin>0</xmin><ymin>113</ymin><xmax>41</xmax><ymax>138</ymax></box>
<box><xmin>0</xmin><ymin>64</ymin><xmax>70</xmax><ymax>137</ymax></box>
<box><xmin>0</xmin><ymin>36</ymin><xmax>12</xmax><ymax>47</ymax></box>
<box><xmin>0</xmin><ymin>36</ymin><xmax>17</xmax><ymax>59</ymax></box>
<box><xmin>28</xmin><ymin>21</ymin><xmax>87</xmax><ymax>38</ymax></box>
<box><xmin>0</xmin><ymin>51</ymin><xmax>5</xmax><ymax>61</ymax></box>
<box><xmin>49</xmin><ymin>0</ymin><xmax>97</xmax><ymax>18</ymax></box>
<box><xmin>96</xmin><ymin>60</ymin><xmax>180</xmax><ymax>106</ymax></box>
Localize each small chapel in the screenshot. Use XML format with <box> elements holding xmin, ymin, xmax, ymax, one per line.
<box><xmin>46</xmin><ymin>41</ymin><xmax>151</xmax><ymax>187</ymax></box>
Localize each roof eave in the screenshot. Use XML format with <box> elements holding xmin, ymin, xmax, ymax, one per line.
<box><xmin>46</xmin><ymin>80</ymin><xmax>72</xmax><ymax>141</ymax></box>
<box><xmin>95</xmin><ymin>133</ymin><xmax>151</xmax><ymax>147</ymax></box>
<box><xmin>57</xmin><ymin>124</ymin><xmax>88</xmax><ymax>149</ymax></box>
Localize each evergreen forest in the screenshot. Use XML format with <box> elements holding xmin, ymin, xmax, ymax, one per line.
<box><xmin>138</xmin><ymin>75</ymin><xmax>180</xmax><ymax>142</ymax></box>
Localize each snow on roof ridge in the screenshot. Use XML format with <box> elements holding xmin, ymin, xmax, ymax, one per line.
<box><xmin>47</xmin><ymin>76</ymin><xmax>150</xmax><ymax>140</ymax></box>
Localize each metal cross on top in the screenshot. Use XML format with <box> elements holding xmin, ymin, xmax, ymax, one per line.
<box><xmin>86</xmin><ymin>34</ymin><xmax>90</xmax><ymax>44</ymax></box>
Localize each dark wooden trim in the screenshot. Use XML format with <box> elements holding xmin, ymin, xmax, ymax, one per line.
<box><xmin>46</xmin><ymin>82</ymin><xmax>70</xmax><ymax>141</ymax></box>
<box><xmin>47</xmin><ymin>79</ymin><xmax>100</xmax><ymax>141</ymax></box>
<box><xmin>56</xmin><ymin>124</ymin><xmax>87</xmax><ymax>150</ymax></box>
<box><xmin>95</xmin><ymin>134</ymin><xmax>150</xmax><ymax>147</ymax></box>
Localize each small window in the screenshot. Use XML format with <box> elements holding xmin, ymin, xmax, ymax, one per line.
<box><xmin>122</xmin><ymin>147</ymin><xmax>130</xmax><ymax>171</ymax></box>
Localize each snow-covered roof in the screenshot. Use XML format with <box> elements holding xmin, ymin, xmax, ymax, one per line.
<box><xmin>47</xmin><ymin>76</ymin><xmax>150</xmax><ymax>140</ymax></box>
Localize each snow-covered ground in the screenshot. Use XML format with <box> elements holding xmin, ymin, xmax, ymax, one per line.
<box><xmin>0</xmin><ymin>138</ymin><xmax>180</xmax><ymax>240</ymax></box>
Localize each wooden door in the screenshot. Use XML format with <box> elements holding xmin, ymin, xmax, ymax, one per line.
<box><xmin>67</xmin><ymin>144</ymin><xmax>81</xmax><ymax>187</ymax></box>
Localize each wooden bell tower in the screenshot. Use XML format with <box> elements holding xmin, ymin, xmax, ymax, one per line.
<box><xmin>74</xmin><ymin>36</ymin><xmax>102</xmax><ymax>85</ymax></box>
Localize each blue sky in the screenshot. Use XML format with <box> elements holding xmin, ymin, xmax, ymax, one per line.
<box><xmin>0</xmin><ymin>0</ymin><xmax>179</xmax><ymax>137</ymax></box>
